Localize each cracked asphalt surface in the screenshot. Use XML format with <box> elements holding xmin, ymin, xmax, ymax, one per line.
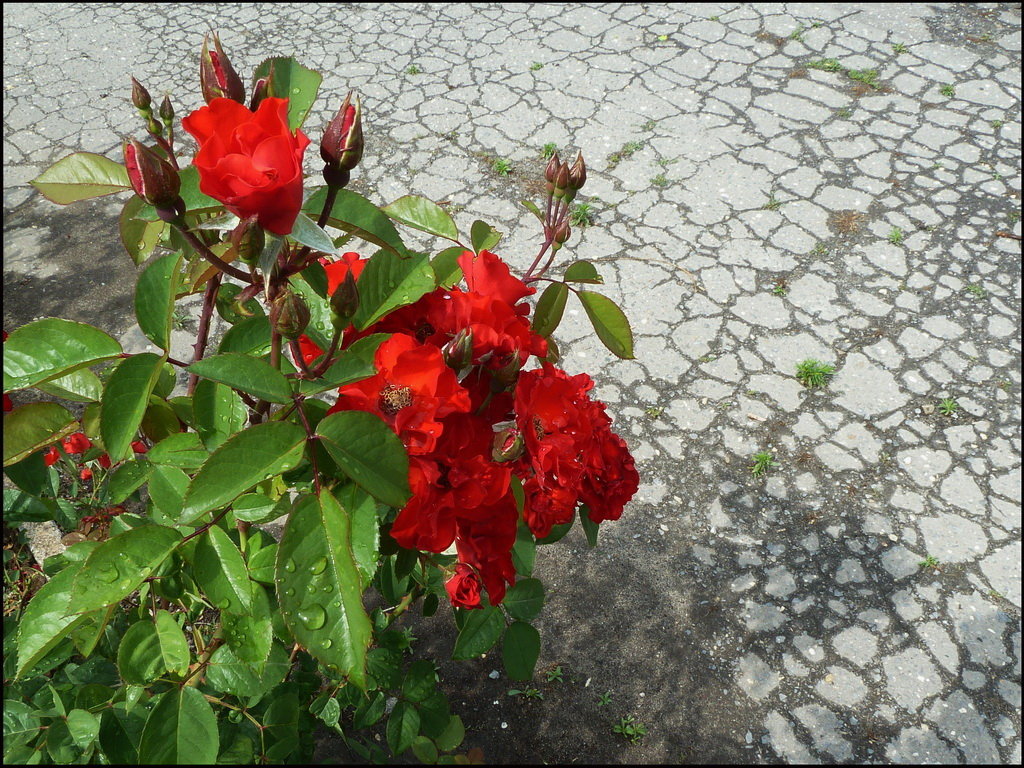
<box><xmin>4</xmin><ymin>3</ymin><xmax>1021</xmax><ymax>764</ymax></box>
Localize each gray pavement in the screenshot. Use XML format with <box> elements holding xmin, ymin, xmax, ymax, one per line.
<box><xmin>4</xmin><ymin>3</ymin><xmax>1021</xmax><ymax>764</ymax></box>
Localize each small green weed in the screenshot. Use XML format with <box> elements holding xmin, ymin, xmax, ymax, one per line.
<box><xmin>641</xmin><ymin>118</ymin><xmax>657</xmax><ymax>131</ymax></box>
<box><xmin>772</xmin><ymin>285</ymin><xmax>788</xmax><ymax>296</ymax></box>
<box><xmin>847</xmin><ymin>69</ymin><xmax>880</xmax><ymax>88</ymax></box>
<box><xmin>613</xmin><ymin>715</ymin><xmax>648</xmax><ymax>745</ymax></box>
<box><xmin>939</xmin><ymin>84</ymin><xmax>955</xmax><ymax>97</ymax></box>
<box><xmin>964</xmin><ymin>284</ymin><xmax>986</xmax><ymax>298</ymax></box>
<box><xmin>491</xmin><ymin>158</ymin><xmax>512</xmax><ymax>176</ymax></box>
<box><xmin>607</xmin><ymin>141</ymin><xmax>644</xmax><ymax>169</ymax></box>
<box><xmin>888</xmin><ymin>226</ymin><xmax>904</xmax><ymax>245</ymax></box>
<box><xmin>990</xmin><ymin>119</ymin><xmax>1003</xmax><ymax>129</ymax></box>
<box><xmin>835</xmin><ymin>107</ymin><xmax>852</xmax><ymax>119</ymax></box>
<box><xmin>811</xmin><ymin>242</ymin><xmax>828</xmax><ymax>257</ymax></box>
<box><xmin>569</xmin><ymin>202</ymin><xmax>596</xmax><ymax>227</ymax></box>
<box><xmin>541</xmin><ymin>142</ymin><xmax>558</xmax><ymax>159</ymax></box>
<box><xmin>644</xmin><ymin>406</ymin><xmax>663</xmax><ymax>419</ymax></box>
<box><xmin>709</xmin><ymin>15</ymin><xmax>720</xmax><ymax>22</ymax></box>
<box><xmin>650</xmin><ymin>174</ymin><xmax>669</xmax><ymax>188</ymax></box>
<box><xmin>789</xmin><ymin>25</ymin><xmax>805</xmax><ymax>41</ymax></box>
<box><xmin>1008</xmin><ymin>211</ymin><xmax>1020</xmax><ymax>224</ymax></box>
<box><xmin>938</xmin><ymin>398</ymin><xmax>960</xmax><ymax>416</ymax></box>
<box><xmin>597</xmin><ymin>691</ymin><xmax>614</xmax><ymax>707</ymax></box>
<box><xmin>762</xmin><ymin>193</ymin><xmax>782</xmax><ymax>211</ymax></box>
<box><xmin>657</xmin><ymin>34</ymin><xmax>669</xmax><ymax>42</ymax></box>
<box><xmin>530</xmin><ymin>61</ymin><xmax>544</xmax><ymax>71</ymax></box>
<box><xmin>508</xmin><ymin>687</ymin><xmax>544</xmax><ymax>700</ymax></box>
<box><xmin>807</xmin><ymin>58</ymin><xmax>843</xmax><ymax>72</ymax></box>
<box><xmin>405</xmin><ymin>64</ymin><xmax>422</xmax><ymax>75</ymax></box>
<box><xmin>892</xmin><ymin>42</ymin><xmax>908</xmax><ymax>54</ymax></box>
<box><xmin>795</xmin><ymin>359</ymin><xmax>835</xmax><ymax>388</ymax></box>
<box><xmin>919</xmin><ymin>555</ymin><xmax>940</xmax><ymax>569</ymax></box>
<box><xmin>545</xmin><ymin>665</ymin><xmax>564</xmax><ymax>683</ymax></box>
<box><xmin>750</xmin><ymin>451</ymin><xmax>779</xmax><ymax>477</ymax></box>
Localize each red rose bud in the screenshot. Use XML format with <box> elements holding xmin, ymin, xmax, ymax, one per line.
<box><xmin>159</xmin><ymin>95</ymin><xmax>174</xmax><ymax>129</ymax></box>
<box><xmin>553</xmin><ymin>161</ymin><xmax>571</xmax><ymax>200</ymax></box>
<box><xmin>544</xmin><ymin>152</ymin><xmax>561</xmax><ymax>183</ymax></box>
<box><xmin>131</xmin><ymin>77</ymin><xmax>152</xmax><ymax>112</ymax></box>
<box><xmin>43</xmin><ymin>446</ymin><xmax>61</xmax><ymax>466</ymax></box>
<box><xmin>130</xmin><ymin>440</ymin><xmax>149</xmax><ymax>454</ymax></box>
<box><xmin>568</xmin><ymin>151</ymin><xmax>587</xmax><ymax>191</ymax></box>
<box><xmin>321</xmin><ymin>91</ymin><xmax>363</xmax><ymax>185</ymax></box>
<box><xmin>271</xmin><ymin>289</ymin><xmax>311</xmax><ymax>339</ymax></box>
<box><xmin>553</xmin><ymin>220</ymin><xmax>571</xmax><ymax>245</ymax></box>
<box><xmin>442</xmin><ymin>328</ymin><xmax>474</xmax><ymax>370</ymax></box>
<box><xmin>62</xmin><ymin>432</ymin><xmax>92</xmax><ymax>455</ymax></box>
<box><xmin>329</xmin><ymin>270</ymin><xmax>360</xmax><ymax>327</ymax></box>
<box><xmin>445</xmin><ymin>564</ymin><xmax>483</xmax><ymax>610</ymax></box>
<box><xmin>490</xmin><ymin>352</ymin><xmax>523</xmax><ymax>390</ymax></box>
<box><xmin>230</xmin><ymin>216</ymin><xmax>265</xmax><ymax>265</ymax></box>
<box><xmin>98</xmin><ymin>454</ymin><xmax>112</xmax><ymax>469</ymax></box>
<box><xmin>80</xmin><ymin>467</ymin><xmax>93</xmax><ymax>482</ymax></box>
<box><xmin>492</xmin><ymin>426</ymin><xmax>524</xmax><ymax>462</ymax></box>
<box><xmin>200</xmin><ymin>32</ymin><xmax>245</xmax><ymax>104</ymax></box>
<box><xmin>124</xmin><ymin>139</ymin><xmax>182</xmax><ymax>212</ymax></box>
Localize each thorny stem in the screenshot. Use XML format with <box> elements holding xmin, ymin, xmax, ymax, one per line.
<box><xmin>292</xmin><ymin>184</ymin><xmax>341</xmax><ymax>271</ymax></box>
<box><xmin>181</xmin><ymin>630</ymin><xmax>224</xmax><ymax>687</ymax></box>
<box><xmin>384</xmin><ymin>585</ymin><xmax>425</xmax><ymax>627</ymax></box>
<box><xmin>293</xmin><ymin>395</ymin><xmax>322</xmax><ymax>494</ymax></box>
<box><xmin>181</xmin><ymin>507</ymin><xmax>231</xmax><ymax>544</ymax></box>
<box><xmin>187</xmin><ymin>273</ymin><xmax>222</xmax><ymax>395</ymax></box>
<box><xmin>173</xmin><ymin>223</ymin><xmax>252</xmax><ymax>283</ymax></box>
<box><xmin>311</xmin><ymin>325</ymin><xmax>344</xmax><ymax>377</ymax></box>
<box><xmin>288</xmin><ymin>339</ymin><xmax>314</xmax><ymax>378</ymax></box>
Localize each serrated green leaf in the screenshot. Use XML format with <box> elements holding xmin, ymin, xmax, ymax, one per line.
<box><xmin>192</xmin><ymin>380</ymin><xmax>247</xmax><ymax>452</ymax></box>
<box><xmin>16</xmin><ymin>564</ymin><xmax>93</xmax><ymax>678</ymax></box>
<box><xmin>221</xmin><ymin>586</ymin><xmax>272</xmax><ymax>669</ymax></box>
<box><xmin>577</xmin><ymin>290</ymin><xmax>634</xmax><ymax>359</ymax></box>
<box><xmin>333</xmin><ymin>483</ymin><xmax>380</xmax><ymax>588</ymax></box>
<box><xmin>138</xmin><ymin>687</ymin><xmax>219</xmax><ymax>765</ymax></box>
<box><xmin>135</xmin><ymin>253</ymin><xmax>184</xmax><ymax>351</ymax></box>
<box><xmin>402</xmin><ymin>660</ymin><xmax>438</xmax><ymax>703</ymax></box>
<box><xmin>470</xmin><ymin>220</ymin><xmax>502</xmax><ymax>252</ymax></box>
<box><xmin>3</xmin><ymin>318</ymin><xmax>121</xmax><ymax>392</ymax></box>
<box><xmin>180</xmin><ymin>421</ymin><xmax>306</xmax><ymax>523</ymax></box>
<box><xmin>434</xmin><ymin>714</ymin><xmax>465</xmax><ymax>751</ymax></box>
<box><xmin>106</xmin><ymin>459</ymin><xmax>151</xmax><ymax>504</ymax></box>
<box><xmin>382</xmin><ymin>195</ymin><xmax>459</xmax><ymax>241</ymax></box>
<box><xmin>99</xmin><ymin>706</ymin><xmax>145</xmax><ymax>765</ymax></box>
<box><xmin>511</xmin><ymin>522</ymin><xmax>535</xmax><ymax>577</ymax></box>
<box><xmin>117</xmin><ymin>612</ymin><xmax>190</xmax><ymax>684</ymax></box>
<box><xmin>316</xmin><ymin>411</ymin><xmax>410</xmax><ymax>508</ymax></box>
<box><xmin>502</xmin><ymin>621</ymin><xmax>540</xmax><ymax>681</ymax></box>
<box><xmin>35</xmin><ymin>368</ymin><xmax>103</xmax><ymax>403</ymax></box>
<box><xmin>536</xmin><ymin>518</ymin><xmax>573</xmax><ymax>544</ymax></box>
<box><xmin>287</xmin><ymin>271</ymin><xmax>332</xmax><ymax>349</ymax></box>
<box><xmin>276</xmin><ymin>490</ymin><xmax>373</xmax><ymax>689</ymax></box>
<box><xmin>100</xmin><ymin>353</ymin><xmax>166</xmax><ymax>462</ymax></box>
<box><xmin>187</xmin><ymin>353</ymin><xmax>293</xmax><ymax>404</ymax></box>
<box><xmin>218</xmin><ymin>315</ymin><xmax>272</xmax><ymax>356</ymax></box>
<box><xmin>119</xmin><ymin>195</ymin><xmax>165</xmax><ymax>266</ymax></box>
<box><xmin>386</xmin><ymin>701</ymin><xmax>420</xmax><ymax>756</ymax></box>
<box><xmin>351</xmin><ymin>250</ymin><xmax>435</xmax><ymax>330</ymax></box>
<box><xmin>30</xmin><ymin>152</ymin><xmax>130</xmax><ymax>204</ymax></box>
<box><xmin>191</xmin><ymin>526</ymin><xmax>253</xmax><ymax>614</ymax></box>
<box><xmin>452</xmin><ymin>606</ymin><xmax>504</xmax><ymax>660</ymax></box>
<box><xmin>531</xmin><ymin>282</ymin><xmax>568</xmax><ymax>338</ymax></box>
<box><xmin>304</xmin><ymin>187</ymin><xmax>407</xmax><ymax>256</ymax></box>
<box><xmin>3</xmin><ymin>489</ymin><xmax>54</xmax><ymax>523</ymax></box>
<box><xmin>253</xmin><ymin>56</ymin><xmax>322</xmax><ymax>130</ymax></box>
<box><xmin>520</xmin><ymin>198</ymin><xmax>544</xmax><ymax>222</ymax></box>
<box><xmin>431</xmin><ymin>246</ymin><xmax>465</xmax><ymax>288</ymax></box>
<box><xmin>3</xmin><ymin>403</ymin><xmax>77</xmax><ymax>466</ymax></box>
<box><xmin>503</xmin><ymin>578</ymin><xmax>544</xmax><ymax>622</ymax></box>
<box><xmin>563</xmin><ymin>260</ymin><xmax>603</xmax><ymax>283</ymax></box>
<box><xmin>296</xmin><ymin>334</ymin><xmax>386</xmax><ymax>395</ymax></box>
<box><xmin>147</xmin><ymin>432</ymin><xmax>208</xmax><ymax>469</ymax></box>
<box><xmin>147</xmin><ymin>464</ymin><xmax>190</xmax><ymax>521</ymax></box>
<box><xmin>68</xmin><ymin>526</ymin><xmax>181</xmax><ymax>613</ymax></box>
<box><xmin>178</xmin><ymin>166</ymin><xmax>221</xmax><ymax>214</ymax></box>
<box><xmin>579</xmin><ymin>504</ymin><xmax>599</xmax><ymax>547</ymax></box>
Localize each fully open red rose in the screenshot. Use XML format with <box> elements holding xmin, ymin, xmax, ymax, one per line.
<box><xmin>182</xmin><ymin>97</ymin><xmax>310</xmax><ymax>235</ymax></box>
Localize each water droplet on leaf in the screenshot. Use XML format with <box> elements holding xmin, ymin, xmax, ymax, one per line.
<box><xmin>284</xmin><ymin>559</ymin><xmax>296</xmax><ymax>572</ymax></box>
<box><xmin>311</xmin><ymin>557</ymin><xmax>327</xmax><ymax>575</ymax></box>
<box><xmin>298</xmin><ymin>605</ymin><xmax>326</xmax><ymax>630</ymax></box>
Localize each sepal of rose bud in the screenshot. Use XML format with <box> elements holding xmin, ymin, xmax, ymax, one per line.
<box><xmin>492</xmin><ymin>426</ymin><xmax>524</xmax><ymax>463</ymax></box>
<box><xmin>159</xmin><ymin>95</ymin><xmax>174</xmax><ymax>128</ymax></box>
<box><xmin>131</xmin><ymin>77</ymin><xmax>152</xmax><ymax>112</ymax></box>
<box><xmin>544</xmin><ymin>152</ymin><xmax>561</xmax><ymax>183</ymax></box>
<box><xmin>490</xmin><ymin>352</ymin><xmax>523</xmax><ymax>391</ymax></box>
<box><xmin>271</xmin><ymin>289</ymin><xmax>311</xmax><ymax>340</ymax></box>
<box><xmin>553</xmin><ymin>162</ymin><xmax>571</xmax><ymax>200</ymax></box>
<box><xmin>553</xmin><ymin>220</ymin><xmax>571</xmax><ymax>244</ymax></box>
<box><xmin>200</xmin><ymin>32</ymin><xmax>245</xmax><ymax>104</ymax></box>
<box><xmin>442</xmin><ymin>328</ymin><xmax>474</xmax><ymax>370</ymax></box>
<box><xmin>230</xmin><ymin>216</ymin><xmax>265</xmax><ymax>265</ymax></box>
<box><xmin>124</xmin><ymin>139</ymin><xmax>181</xmax><ymax>210</ymax></box>
<box><xmin>321</xmin><ymin>91</ymin><xmax>363</xmax><ymax>177</ymax></box>
<box><xmin>329</xmin><ymin>270</ymin><xmax>360</xmax><ymax>328</ymax></box>
<box><xmin>249</xmin><ymin>77</ymin><xmax>269</xmax><ymax>111</ymax></box>
<box><xmin>568</xmin><ymin>151</ymin><xmax>587</xmax><ymax>191</ymax></box>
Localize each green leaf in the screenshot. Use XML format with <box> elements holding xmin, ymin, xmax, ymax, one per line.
<box><xmin>520</xmin><ymin>198</ymin><xmax>544</xmax><ymax>222</ymax></box>
<box><xmin>68</xmin><ymin>526</ymin><xmax>181</xmax><ymax>613</ymax></box>
<box><xmin>434</xmin><ymin>714</ymin><xmax>465</xmax><ymax>751</ymax></box>
<box><xmin>316</xmin><ymin>411</ymin><xmax>411</xmax><ymax>508</ymax></box>
<box><xmin>120</xmin><ymin>195</ymin><xmax>165</xmax><ymax>265</ymax></box>
<box><xmin>178</xmin><ymin>166</ymin><xmax>221</xmax><ymax>213</ymax></box>
<box><xmin>563</xmin><ymin>260</ymin><xmax>604</xmax><ymax>283</ymax></box>
<box><xmin>579</xmin><ymin>504</ymin><xmax>599</xmax><ymax>547</ymax></box>
<box><xmin>106</xmin><ymin>459</ymin><xmax>151</xmax><ymax>504</ymax></box>
<box><xmin>257</xmin><ymin>233</ymin><xmax>285</xmax><ymax>287</ymax></box>
<box><xmin>99</xmin><ymin>706</ymin><xmax>145</xmax><ymax>765</ymax></box>
<box><xmin>386</xmin><ymin>701</ymin><xmax>420</xmax><ymax>756</ymax></box>
<box><xmin>411</xmin><ymin>736</ymin><xmax>438</xmax><ymax>764</ymax></box>
<box><xmin>4</xmin><ymin>699</ymin><xmax>42</xmax><ymax>756</ymax></box>
<box><xmin>253</xmin><ymin>56</ymin><xmax>322</xmax><ymax>130</ymax></box>
<box><xmin>205</xmin><ymin>641</ymin><xmax>288</xmax><ymax>699</ymax></box>
<box><xmin>452</xmin><ymin>606</ymin><xmax>504</xmax><ymax>660</ymax></box>
<box><xmin>289</xmin><ymin>212</ymin><xmax>338</xmax><ymax>254</ymax></box>
<box><xmin>305</xmin><ymin>187</ymin><xmax>408</xmax><ymax>256</ymax></box>
<box><xmin>577</xmin><ymin>291</ymin><xmax>635</xmax><ymax>359</ymax></box>
<box><xmin>147</xmin><ymin>432</ymin><xmax>208</xmax><ymax>469</ymax></box>
<box><xmin>232</xmin><ymin>492</ymin><xmax>281</xmax><ymax>524</ymax></box>
<box><xmin>192</xmin><ymin>380</ymin><xmax>247</xmax><ymax>452</ymax></box>
<box><xmin>276</xmin><ymin>490</ymin><xmax>373</xmax><ymax>688</ymax></box>
<box><xmin>531</xmin><ymin>282</ymin><xmax>568</xmax><ymax>338</ymax></box>
<box><xmin>3</xmin><ymin>403</ymin><xmax>77</xmax><ymax>466</ymax></box>
<box><xmin>35</xmin><ymin>368</ymin><xmax>103</xmax><ymax>403</ymax></box>
<box><xmin>333</xmin><ymin>484</ymin><xmax>380</xmax><ymax>588</ymax></box>
<box><xmin>117</xmin><ymin>612</ymin><xmax>190</xmax><ymax>684</ymax></box>
<box><xmin>135</xmin><ymin>253</ymin><xmax>184</xmax><ymax>351</ymax></box>
<box><xmin>218</xmin><ymin>315</ymin><xmax>272</xmax><ymax>356</ymax></box>
<box><xmin>138</xmin><ymin>687</ymin><xmax>219</xmax><ymax>765</ymax></box>
<box><xmin>536</xmin><ymin>518</ymin><xmax>573</xmax><ymax>544</ymax></box>
<box><xmin>470</xmin><ymin>219</ymin><xmax>502</xmax><ymax>252</ymax></box>
<box><xmin>431</xmin><ymin>246</ymin><xmax>465</xmax><ymax>288</ymax></box>
<box><xmin>148</xmin><ymin>465</ymin><xmax>190</xmax><ymax>521</ymax></box>
<box><xmin>187</xmin><ymin>353</ymin><xmax>293</xmax><ymax>404</ymax></box>
<box><xmin>180</xmin><ymin>421</ymin><xmax>305</xmax><ymax>523</ymax></box>
<box><xmin>191</xmin><ymin>526</ymin><xmax>253</xmax><ymax>614</ymax></box>
<box><xmin>30</xmin><ymin>152</ymin><xmax>130</xmax><ymax>204</ymax></box>
<box><xmin>3</xmin><ymin>318</ymin><xmax>121</xmax><ymax>392</ymax></box>
<box><xmin>101</xmin><ymin>353</ymin><xmax>166</xmax><ymax>461</ymax></box>
<box><xmin>351</xmin><ymin>249</ymin><xmax>435</xmax><ymax>330</ymax></box>
<box><xmin>296</xmin><ymin>334</ymin><xmax>386</xmax><ymax>395</ymax></box>
<box><xmin>3</xmin><ymin>489</ymin><xmax>54</xmax><ymax>523</ymax></box>
<box><xmin>221</xmin><ymin>586</ymin><xmax>273</xmax><ymax>668</ymax></box>
<box><xmin>402</xmin><ymin>660</ymin><xmax>438</xmax><ymax>703</ymax></box>
<box><xmin>511</xmin><ymin>523</ymin><xmax>535</xmax><ymax>577</ymax></box>
<box><xmin>382</xmin><ymin>195</ymin><xmax>460</xmax><ymax>242</ymax></box>
<box><xmin>502</xmin><ymin>621</ymin><xmax>540</xmax><ymax>681</ymax></box>
<box><xmin>503</xmin><ymin>578</ymin><xmax>544</xmax><ymax>621</ymax></box>
<box><xmin>3</xmin><ymin>449</ymin><xmax>50</xmax><ymax>496</ymax></box>
<box><xmin>287</xmin><ymin>271</ymin><xmax>332</xmax><ymax>350</ymax></box>
<box><xmin>16</xmin><ymin>564</ymin><xmax>93</xmax><ymax>678</ymax></box>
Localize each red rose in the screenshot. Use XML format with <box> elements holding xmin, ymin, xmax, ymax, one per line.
<box><xmin>79</xmin><ymin>467</ymin><xmax>93</xmax><ymax>482</ymax></box>
<box><xmin>43</xmin><ymin>446</ymin><xmax>61</xmax><ymax>467</ymax></box>
<box><xmin>97</xmin><ymin>454</ymin><xmax>112</xmax><ymax>469</ymax></box>
<box><xmin>445</xmin><ymin>564</ymin><xmax>483</xmax><ymax>610</ymax></box>
<box><xmin>181</xmin><ymin>97</ymin><xmax>310</xmax><ymax>235</ymax></box>
<box><xmin>130</xmin><ymin>440</ymin><xmax>149</xmax><ymax>454</ymax></box>
<box><xmin>62</xmin><ymin>432</ymin><xmax>92</xmax><ymax>455</ymax></box>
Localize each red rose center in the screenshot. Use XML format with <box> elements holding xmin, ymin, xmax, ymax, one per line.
<box><xmin>379</xmin><ymin>384</ymin><xmax>413</xmax><ymax>416</ymax></box>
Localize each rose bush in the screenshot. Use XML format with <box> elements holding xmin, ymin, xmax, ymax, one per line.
<box><xmin>3</xmin><ymin>33</ymin><xmax>638</xmax><ymax>765</ymax></box>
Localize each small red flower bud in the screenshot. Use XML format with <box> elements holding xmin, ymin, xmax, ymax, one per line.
<box><xmin>62</xmin><ymin>432</ymin><xmax>92</xmax><ymax>455</ymax></box>
<box><xmin>159</xmin><ymin>95</ymin><xmax>174</xmax><ymax>127</ymax></box>
<box><xmin>98</xmin><ymin>454</ymin><xmax>112</xmax><ymax>469</ymax></box>
<box><xmin>329</xmin><ymin>270</ymin><xmax>360</xmax><ymax>328</ymax></box>
<box><xmin>544</xmin><ymin>152</ymin><xmax>561</xmax><ymax>184</ymax></box>
<box><xmin>123</xmin><ymin>139</ymin><xmax>182</xmax><ymax>211</ymax></box>
<box><xmin>131</xmin><ymin>77</ymin><xmax>152</xmax><ymax>112</ymax></box>
<box><xmin>3</xmin><ymin>394</ymin><xmax>11</xmax><ymax>413</ymax></box>
<box><xmin>249</xmin><ymin>77</ymin><xmax>269</xmax><ymax>111</ymax></box>
<box><xmin>79</xmin><ymin>467</ymin><xmax>93</xmax><ymax>482</ymax></box>
<box><xmin>271</xmin><ymin>289</ymin><xmax>311</xmax><ymax>340</ymax></box>
<box><xmin>321</xmin><ymin>91</ymin><xmax>363</xmax><ymax>183</ymax></box>
<box><xmin>553</xmin><ymin>220</ymin><xmax>571</xmax><ymax>245</ymax></box>
<box><xmin>131</xmin><ymin>440</ymin><xmax>149</xmax><ymax>454</ymax></box>
<box><xmin>492</xmin><ymin>426</ymin><xmax>524</xmax><ymax>462</ymax></box>
<box><xmin>568</xmin><ymin>151</ymin><xmax>587</xmax><ymax>191</ymax></box>
<box><xmin>43</xmin><ymin>446</ymin><xmax>61</xmax><ymax>466</ymax></box>
<box><xmin>442</xmin><ymin>328</ymin><xmax>474</xmax><ymax>370</ymax></box>
<box><xmin>200</xmin><ymin>32</ymin><xmax>245</xmax><ymax>104</ymax></box>
<box><xmin>553</xmin><ymin>162</ymin><xmax>571</xmax><ymax>200</ymax></box>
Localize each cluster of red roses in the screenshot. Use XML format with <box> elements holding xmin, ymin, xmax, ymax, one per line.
<box><xmin>298</xmin><ymin>249</ymin><xmax>638</xmax><ymax>609</ymax></box>
<box><xmin>40</xmin><ymin>432</ymin><xmax>148</xmax><ymax>481</ymax></box>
